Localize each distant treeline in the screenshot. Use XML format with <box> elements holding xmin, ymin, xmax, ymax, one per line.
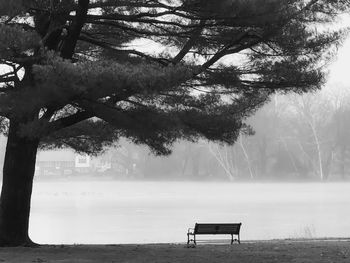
<box><xmin>1</xmin><ymin>88</ymin><xmax>350</xmax><ymax>182</ymax></box>
<box><xmin>104</xmin><ymin>88</ymin><xmax>350</xmax><ymax>181</ymax></box>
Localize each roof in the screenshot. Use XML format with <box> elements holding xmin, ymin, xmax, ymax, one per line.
<box><xmin>37</xmin><ymin>150</ymin><xmax>76</xmax><ymax>162</ymax></box>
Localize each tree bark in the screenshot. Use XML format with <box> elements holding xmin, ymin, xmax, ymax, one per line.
<box><xmin>340</xmin><ymin>145</ymin><xmax>346</xmax><ymax>180</ymax></box>
<box><xmin>0</xmin><ymin>120</ymin><xmax>39</xmax><ymax>246</ymax></box>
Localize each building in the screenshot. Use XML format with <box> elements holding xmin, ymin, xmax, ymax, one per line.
<box><xmin>36</xmin><ymin>150</ymin><xmax>76</xmax><ymax>176</ymax></box>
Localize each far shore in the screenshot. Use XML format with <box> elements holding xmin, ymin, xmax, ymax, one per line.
<box><xmin>0</xmin><ymin>239</ymin><xmax>349</xmax><ymax>263</ymax></box>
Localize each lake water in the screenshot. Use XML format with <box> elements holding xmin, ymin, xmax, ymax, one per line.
<box><xmin>29</xmin><ymin>181</ymin><xmax>350</xmax><ymax>244</ymax></box>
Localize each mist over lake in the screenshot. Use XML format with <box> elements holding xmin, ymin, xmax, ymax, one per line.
<box><xmin>28</xmin><ymin>181</ymin><xmax>350</xmax><ymax>244</ymax></box>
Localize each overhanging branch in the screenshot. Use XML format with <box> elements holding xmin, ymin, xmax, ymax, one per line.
<box><xmin>172</xmin><ymin>20</ymin><xmax>206</xmax><ymax>64</ymax></box>
<box><xmin>46</xmin><ymin>110</ymin><xmax>93</xmax><ymax>133</ymax></box>
<box><xmin>60</xmin><ymin>0</ymin><xmax>89</xmax><ymax>59</ymax></box>
<box><xmin>79</xmin><ymin>35</ymin><xmax>170</xmax><ymax>65</ymax></box>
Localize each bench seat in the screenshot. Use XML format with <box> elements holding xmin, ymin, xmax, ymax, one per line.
<box><xmin>187</xmin><ymin>223</ymin><xmax>241</xmax><ymax>246</ymax></box>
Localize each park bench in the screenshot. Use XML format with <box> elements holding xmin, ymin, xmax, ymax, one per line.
<box><xmin>187</xmin><ymin>223</ymin><xmax>242</xmax><ymax>246</ymax></box>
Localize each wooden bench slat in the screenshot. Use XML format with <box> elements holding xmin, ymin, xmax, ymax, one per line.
<box><xmin>195</xmin><ymin>223</ymin><xmax>241</xmax><ymax>234</ymax></box>
<box><xmin>187</xmin><ymin>223</ymin><xmax>242</xmax><ymax>246</ymax></box>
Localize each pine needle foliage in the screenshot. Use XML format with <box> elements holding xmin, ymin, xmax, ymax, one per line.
<box><xmin>0</xmin><ymin>0</ymin><xmax>349</xmax><ymax>155</ymax></box>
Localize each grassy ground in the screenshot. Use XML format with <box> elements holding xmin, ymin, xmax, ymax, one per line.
<box><xmin>0</xmin><ymin>240</ymin><xmax>349</xmax><ymax>263</ymax></box>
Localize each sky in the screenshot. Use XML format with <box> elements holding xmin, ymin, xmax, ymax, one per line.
<box><xmin>328</xmin><ymin>38</ymin><xmax>350</xmax><ymax>86</ymax></box>
<box><xmin>326</xmin><ymin>15</ymin><xmax>350</xmax><ymax>86</ymax></box>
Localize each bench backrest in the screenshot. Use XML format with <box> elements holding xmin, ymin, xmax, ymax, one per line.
<box><xmin>194</xmin><ymin>223</ymin><xmax>241</xmax><ymax>235</ymax></box>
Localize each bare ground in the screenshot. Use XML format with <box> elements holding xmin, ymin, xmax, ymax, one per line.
<box><xmin>0</xmin><ymin>240</ymin><xmax>349</xmax><ymax>263</ymax></box>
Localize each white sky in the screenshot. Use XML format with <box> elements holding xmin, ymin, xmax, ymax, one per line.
<box><xmin>328</xmin><ymin>38</ymin><xmax>350</xmax><ymax>85</ymax></box>
<box><xmin>326</xmin><ymin>15</ymin><xmax>350</xmax><ymax>87</ymax></box>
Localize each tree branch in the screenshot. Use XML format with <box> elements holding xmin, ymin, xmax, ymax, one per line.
<box><xmin>0</xmin><ymin>76</ymin><xmax>17</xmax><ymax>83</ymax></box>
<box><xmin>47</xmin><ymin>110</ymin><xmax>93</xmax><ymax>132</ymax></box>
<box><xmin>86</xmin><ymin>0</ymin><xmax>166</xmax><ymax>10</ymax></box>
<box><xmin>60</xmin><ymin>0</ymin><xmax>89</xmax><ymax>59</ymax></box>
<box><xmin>172</xmin><ymin>20</ymin><xmax>205</xmax><ymax>64</ymax></box>
<box><xmin>78</xmin><ymin>35</ymin><xmax>170</xmax><ymax>65</ymax></box>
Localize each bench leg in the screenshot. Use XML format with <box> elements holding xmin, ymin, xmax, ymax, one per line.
<box><xmin>187</xmin><ymin>234</ymin><xmax>196</xmax><ymax>247</ymax></box>
<box><xmin>230</xmin><ymin>234</ymin><xmax>240</xmax><ymax>244</ymax></box>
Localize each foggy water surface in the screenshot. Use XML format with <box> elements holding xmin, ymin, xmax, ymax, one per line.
<box><xmin>29</xmin><ymin>181</ymin><xmax>350</xmax><ymax>244</ymax></box>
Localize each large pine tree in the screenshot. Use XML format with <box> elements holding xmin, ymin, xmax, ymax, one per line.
<box><xmin>0</xmin><ymin>0</ymin><xmax>348</xmax><ymax>246</ymax></box>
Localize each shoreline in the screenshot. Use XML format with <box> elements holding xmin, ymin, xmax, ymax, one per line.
<box><xmin>35</xmin><ymin>236</ymin><xmax>350</xmax><ymax>246</ymax></box>
<box><xmin>0</xmin><ymin>239</ymin><xmax>349</xmax><ymax>263</ymax></box>
<box><xmin>30</xmin><ymin>237</ymin><xmax>350</xmax><ymax>246</ymax></box>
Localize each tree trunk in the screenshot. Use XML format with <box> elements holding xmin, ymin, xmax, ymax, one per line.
<box><xmin>239</xmin><ymin>136</ymin><xmax>254</xmax><ymax>180</ymax></box>
<box><xmin>258</xmin><ymin>136</ymin><xmax>267</xmax><ymax>177</ymax></box>
<box><xmin>0</xmin><ymin>121</ymin><xmax>39</xmax><ymax>246</ymax></box>
<box><xmin>340</xmin><ymin>145</ymin><xmax>346</xmax><ymax>180</ymax></box>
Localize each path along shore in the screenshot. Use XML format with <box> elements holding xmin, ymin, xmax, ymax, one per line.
<box><xmin>0</xmin><ymin>239</ymin><xmax>349</xmax><ymax>263</ymax></box>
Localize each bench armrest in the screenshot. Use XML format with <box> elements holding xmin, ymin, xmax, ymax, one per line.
<box><xmin>188</xmin><ymin>228</ymin><xmax>195</xmax><ymax>234</ymax></box>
